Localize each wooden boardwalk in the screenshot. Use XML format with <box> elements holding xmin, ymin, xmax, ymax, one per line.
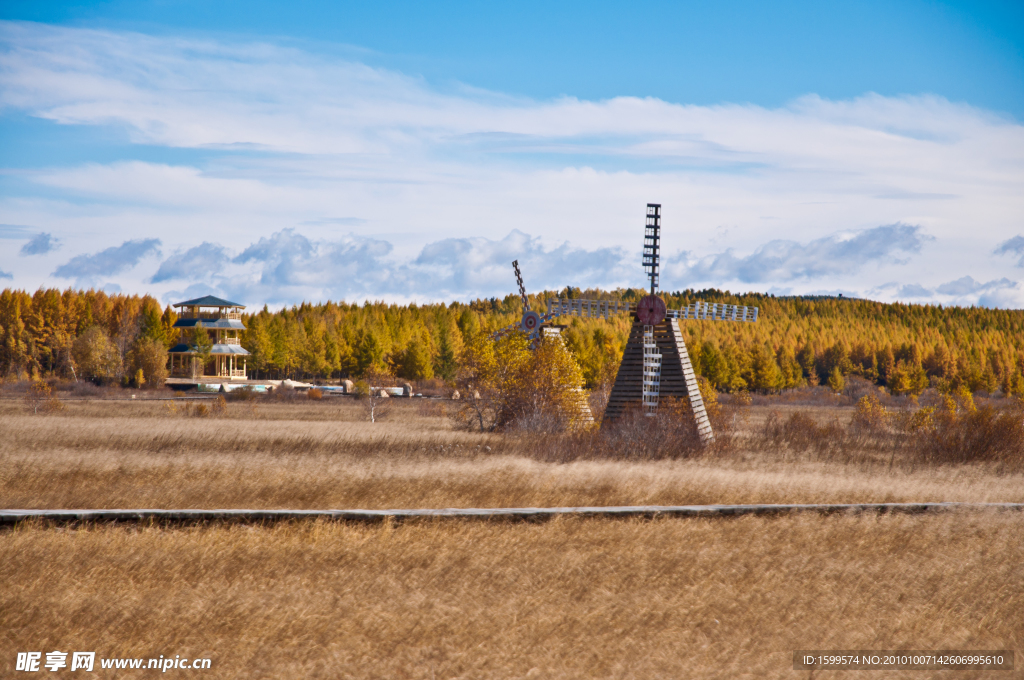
<box><xmin>2</xmin><ymin>503</ymin><xmax>1022</xmax><ymax>526</ymax></box>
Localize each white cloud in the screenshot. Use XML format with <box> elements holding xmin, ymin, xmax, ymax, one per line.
<box><xmin>1</xmin><ymin>21</ymin><xmax>1023</xmax><ymax>308</ymax></box>
<box><xmin>897</xmin><ymin>283</ymin><xmax>933</xmax><ymax>298</ymax></box>
<box><xmin>19</xmin><ymin>232</ymin><xmax>60</xmax><ymax>255</ymax></box>
<box><xmin>665</xmin><ymin>224</ymin><xmax>927</xmax><ymax>284</ymax></box>
<box><xmin>935</xmin><ymin>276</ymin><xmax>1017</xmax><ymax>297</ymax></box>
<box><xmin>52</xmin><ymin>238</ymin><xmax>161</xmax><ymax>286</ymax></box>
<box><xmin>151</xmin><ymin>242</ymin><xmax>230</xmax><ymax>282</ymax></box>
<box><xmin>410</xmin><ymin>230</ymin><xmax>630</xmax><ymax>297</ymax></box>
<box><xmin>995</xmin><ymin>235</ymin><xmax>1024</xmax><ymax>267</ymax></box>
<box><xmin>871</xmin><ymin>276</ymin><xmax>1021</xmax><ymax>308</ymax></box>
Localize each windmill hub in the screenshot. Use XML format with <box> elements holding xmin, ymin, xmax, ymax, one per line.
<box><xmin>520</xmin><ymin>310</ymin><xmax>542</xmax><ymax>333</ymax></box>
<box><xmin>637</xmin><ymin>295</ymin><xmax>666</xmax><ymax>325</ymax></box>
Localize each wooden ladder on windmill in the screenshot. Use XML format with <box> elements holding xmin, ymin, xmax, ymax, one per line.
<box><xmin>641</xmin><ymin>325</ymin><xmax>661</xmax><ymax>415</ymax></box>
<box><xmin>544</xmin><ymin>203</ymin><xmax>759</xmax><ymax>445</ymax></box>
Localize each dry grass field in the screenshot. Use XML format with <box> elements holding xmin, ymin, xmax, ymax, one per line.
<box><xmin>2</xmin><ymin>395</ymin><xmax>1022</xmax><ymax>678</ymax></box>
<box><xmin>2</xmin><ymin>398</ymin><xmax>1023</xmax><ymax>509</ymax></box>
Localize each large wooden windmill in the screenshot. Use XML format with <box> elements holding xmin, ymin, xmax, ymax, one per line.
<box><xmin>545</xmin><ymin>203</ymin><xmax>760</xmax><ymax>443</ymax></box>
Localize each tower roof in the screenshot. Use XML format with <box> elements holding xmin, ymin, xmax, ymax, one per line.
<box><xmin>172</xmin><ymin>295</ymin><xmax>245</xmax><ymax>309</ymax></box>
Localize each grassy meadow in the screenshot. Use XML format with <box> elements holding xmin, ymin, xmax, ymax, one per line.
<box><xmin>2</xmin><ymin>393</ymin><xmax>1022</xmax><ymax>678</ymax></box>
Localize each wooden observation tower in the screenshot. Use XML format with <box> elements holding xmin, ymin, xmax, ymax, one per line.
<box><xmin>167</xmin><ymin>295</ymin><xmax>250</xmax><ymax>380</ymax></box>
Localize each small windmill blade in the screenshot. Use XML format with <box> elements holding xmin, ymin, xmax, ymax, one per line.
<box><xmin>489</xmin><ymin>321</ymin><xmax>522</xmax><ymax>341</ymax></box>
<box><xmin>513</xmin><ymin>260</ymin><xmax>530</xmax><ymax>312</ymax></box>
<box><xmin>667</xmin><ymin>300</ymin><xmax>759</xmax><ymax>323</ymax></box>
<box><xmin>546</xmin><ymin>297</ymin><xmax>633</xmax><ymax>320</ymax></box>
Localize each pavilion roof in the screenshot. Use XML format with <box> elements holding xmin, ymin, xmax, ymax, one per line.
<box><xmin>172</xmin><ymin>295</ymin><xmax>245</xmax><ymax>309</ymax></box>
<box><xmin>172</xmin><ymin>318</ymin><xmax>246</xmax><ymax>330</ymax></box>
<box><xmin>168</xmin><ymin>343</ymin><xmax>251</xmax><ymax>356</ymax></box>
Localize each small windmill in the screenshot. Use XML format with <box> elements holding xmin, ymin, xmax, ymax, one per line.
<box><xmin>492</xmin><ymin>260</ymin><xmax>594</xmax><ymax>424</ymax></box>
<box><xmin>544</xmin><ymin>203</ymin><xmax>760</xmax><ymax>443</ymax></box>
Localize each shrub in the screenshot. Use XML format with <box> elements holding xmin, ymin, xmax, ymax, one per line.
<box><xmin>165</xmin><ymin>400</ymin><xmax>212</xmax><ymax>418</ymax></box>
<box><xmin>24</xmin><ymin>380</ymin><xmax>64</xmax><ymax>414</ymax></box>
<box><xmin>598</xmin><ymin>400</ymin><xmax>705</xmax><ymax>460</ymax></box>
<box><xmin>756</xmin><ymin>393</ymin><xmax>1023</xmax><ymax>469</ymax></box>
<box><xmin>916</xmin><ymin>401</ymin><xmax>1024</xmax><ymax>465</ymax></box>
<box><xmin>225</xmin><ymin>386</ymin><xmax>259</xmax><ymax>402</ymax></box>
<box><xmin>760</xmin><ymin>410</ymin><xmax>849</xmax><ymax>458</ymax></box>
<box><xmin>851</xmin><ymin>393</ymin><xmax>889</xmax><ymax>433</ymax></box>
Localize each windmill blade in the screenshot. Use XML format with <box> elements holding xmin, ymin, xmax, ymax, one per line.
<box><xmin>512</xmin><ymin>260</ymin><xmax>530</xmax><ymax>312</ymax></box>
<box><xmin>546</xmin><ymin>298</ymin><xmax>633</xmax><ymax>320</ymax></box>
<box><xmin>667</xmin><ymin>301</ymin><xmax>759</xmax><ymax>323</ymax></box>
<box><xmin>545</xmin><ymin>297</ymin><xmax>757</xmax><ymax>324</ymax></box>
<box><xmin>489</xmin><ymin>321</ymin><xmax>522</xmax><ymax>340</ymax></box>
<box><xmin>643</xmin><ymin>204</ymin><xmax>661</xmax><ymax>295</ymax></box>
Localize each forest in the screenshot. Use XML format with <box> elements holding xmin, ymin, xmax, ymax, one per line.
<box><xmin>2</xmin><ymin>286</ymin><xmax>1023</xmax><ymax>396</ymax></box>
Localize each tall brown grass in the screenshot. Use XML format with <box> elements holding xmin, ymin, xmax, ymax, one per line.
<box><xmin>2</xmin><ymin>400</ymin><xmax>1023</xmax><ymax>510</ymax></box>
<box><xmin>3</xmin><ymin>514</ymin><xmax>1021</xmax><ymax>678</ymax></box>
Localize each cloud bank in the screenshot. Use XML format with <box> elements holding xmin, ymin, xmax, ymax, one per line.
<box><xmin>141</xmin><ymin>225</ymin><xmax>1021</xmax><ymax>309</ymax></box>
<box><xmin>667</xmin><ymin>224</ymin><xmax>927</xmax><ymax>284</ymax></box>
<box><xmin>153</xmin><ymin>229</ymin><xmax>630</xmax><ymax>305</ymax></box>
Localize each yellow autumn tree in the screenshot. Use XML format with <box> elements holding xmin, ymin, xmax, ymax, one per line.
<box><xmin>453</xmin><ymin>330</ymin><xmax>588</xmax><ymax>433</ymax></box>
<box><xmin>500</xmin><ymin>335</ymin><xmax>590</xmax><ymax>433</ymax></box>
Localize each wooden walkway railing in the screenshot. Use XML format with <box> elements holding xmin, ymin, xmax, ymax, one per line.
<box><xmin>2</xmin><ymin>503</ymin><xmax>1022</xmax><ymax>526</ymax></box>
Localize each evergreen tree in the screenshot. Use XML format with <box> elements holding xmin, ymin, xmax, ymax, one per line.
<box><xmin>356</xmin><ymin>327</ymin><xmax>387</xmax><ymax>375</ymax></box>
<box><xmin>434</xmin><ymin>324</ymin><xmax>460</xmax><ymax>381</ymax></box>
<box><xmin>827</xmin><ymin>366</ymin><xmax>845</xmax><ymax>393</ymax></box>
<box><xmin>402</xmin><ymin>329</ymin><xmax>435</xmax><ymax>381</ymax></box>
<box><xmin>138</xmin><ymin>299</ymin><xmax>165</xmax><ymax>345</ymax></box>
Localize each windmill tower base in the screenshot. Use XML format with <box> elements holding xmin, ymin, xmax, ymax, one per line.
<box><xmin>602</xmin><ymin>318</ymin><xmax>713</xmax><ymax>443</ymax></box>
<box><xmin>574</xmin><ymin>388</ymin><xmax>595</xmax><ymax>427</ymax></box>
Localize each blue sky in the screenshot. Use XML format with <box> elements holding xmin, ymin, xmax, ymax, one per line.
<box><xmin>1</xmin><ymin>1</ymin><xmax>1023</xmax><ymax>307</ymax></box>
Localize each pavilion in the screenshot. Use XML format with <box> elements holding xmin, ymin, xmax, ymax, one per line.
<box><xmin>167</xmin><ymin>295</ymin><xmax>250</xmax><ymax>380</ymax></box>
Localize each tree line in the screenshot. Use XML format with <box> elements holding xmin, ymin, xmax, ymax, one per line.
<box><xmin>2</xmin><ymin>287</ymin><xmax>1023</xmax><ymax>396</ymax></box>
